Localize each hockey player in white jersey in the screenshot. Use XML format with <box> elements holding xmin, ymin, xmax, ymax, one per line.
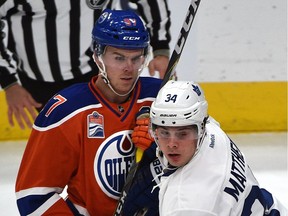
<box><xmin>149</xmin><ymin>80</ymin><xmax>287</xmax><ymax>216</ymax></box>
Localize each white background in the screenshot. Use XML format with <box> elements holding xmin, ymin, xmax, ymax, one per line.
<box><xmin>143</xmin><ymin>0</ymin><xmax>287</xmax><ymax>82</ymax></box>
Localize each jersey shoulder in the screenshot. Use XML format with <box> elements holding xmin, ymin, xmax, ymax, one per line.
<box><xmin>35</xmin><ymin>83</ymin><xmax>99</xmax><ymax>127</ymax></box>
<box><xmin>138</xmin><ymin>77</ymin><xmax>162</xmax><ymax>99</ymax></box>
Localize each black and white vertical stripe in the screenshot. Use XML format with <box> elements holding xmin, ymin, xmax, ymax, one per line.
<box><xmin>0</xmin><ymin>0</ymin><xmax>171</xmax><ymax>83</ymax></box>
<box><xmin>1</xmin><ymin>0</ymin><xmax>98</xmax><ymax>82</ymax></box>
<box><xmin>127</xmin><ymin>0</ymin><xmax>171</xmax><ymax>51</ymax></box>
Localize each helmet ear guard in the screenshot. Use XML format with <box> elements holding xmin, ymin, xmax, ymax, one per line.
<box><xmin>93</xmin><ymin>43</ymin><xmax>106</xmax><ymax>57</ymax></box>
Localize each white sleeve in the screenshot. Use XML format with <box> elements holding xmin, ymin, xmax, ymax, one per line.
<box><xmin>166</xmin><ymin>209</ymin><xmax>217</xmax><ymax>216</ymax></box>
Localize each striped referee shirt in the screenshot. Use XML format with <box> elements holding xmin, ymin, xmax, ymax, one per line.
<box><xmin>0</xmin><ymin>0</ymin><xmax>171</xmax><ymax>89</ymax></box>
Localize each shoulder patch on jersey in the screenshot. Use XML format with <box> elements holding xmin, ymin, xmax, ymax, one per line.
<box><xmin>94</xmin><ymin>130</ymin><xmax>135</xmax><ymax>199</ymax></box>
<box><xmin>87</xmin><ymin>111</ymin><xmax>105</xmax><ymax>138</ymax></box>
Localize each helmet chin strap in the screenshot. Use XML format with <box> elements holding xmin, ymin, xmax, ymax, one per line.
<box><xmin>95</xmin><ymin>54</ymin><xmax>149</xmax><ymax>97</ymax></box>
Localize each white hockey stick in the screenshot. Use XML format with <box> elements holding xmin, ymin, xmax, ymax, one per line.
<box><xmin>160</xmin><ymin>0</ymin><xmax>202</xmax><ymax>88</ymax></box>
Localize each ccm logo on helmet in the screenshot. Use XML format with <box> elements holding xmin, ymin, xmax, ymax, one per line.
<box><xmin>123</xmin><ymin>36</ymin><xmax>141</xmax><ymax>41</ymax></box>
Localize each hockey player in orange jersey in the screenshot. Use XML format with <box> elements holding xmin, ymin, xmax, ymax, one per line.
<box><xmin>15</xmin><ymin>9</ymin><xmax>161</xmax><ymax>215</ymax></box>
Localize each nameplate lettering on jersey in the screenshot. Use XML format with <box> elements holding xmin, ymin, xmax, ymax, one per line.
<box><xmin>94</xmin><ymin>130</ymin><xmax>135</xmax><ymax>199</ymax></box>
<box><xmin>224</xmin><ymin>139</ymin><xmax>247</xmax><ymax>201</ymax></box>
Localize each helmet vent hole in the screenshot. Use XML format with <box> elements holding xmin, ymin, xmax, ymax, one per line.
<box><xmin>186</xmin><ymin>95</ymin><xmax>190</xmax><ymax>100</ymax></box>
<box><xmin>122</xmin><ymin>27</ymin><xmax>138</xmax><ymax>31</ymax></box>
<box><xmin>184</xmin><ymin>112</ymin><xmax>193</xmax><ymax>119</ymax></box>
<box><xmin>161</xmin><ymin>120</ymin><xmax>165</xmax><ymax>124</ymax></box>
<box><xmin>184</xmin><ymin>112</ymin><xmax>192</xmax><ymax>117</ymax></box>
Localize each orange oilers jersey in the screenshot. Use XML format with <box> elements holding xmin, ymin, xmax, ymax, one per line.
<box><xmin>15</xmin><ymin>76</ymin><xmax>162</xmax><ymax>216</ymax></box>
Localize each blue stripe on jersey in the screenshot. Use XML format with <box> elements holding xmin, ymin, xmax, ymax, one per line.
<box><xmin>138</xmin><ymin>77</ymin><xmax>162</xmax><ymax>100</ymax></box>
<box><xmin>17</xmin><ymin>192</ymin><xmax>55</xmax><ymax>215</ymax></box>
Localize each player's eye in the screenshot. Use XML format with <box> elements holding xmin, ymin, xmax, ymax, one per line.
<box><xmin>115</xmin><ymin>56</ymin><xmax>125</xmax><ymax>61</ymax></box>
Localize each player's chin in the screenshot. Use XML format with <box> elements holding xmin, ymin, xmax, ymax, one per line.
<box><xmin>118</xmin><ymin>80</ymin><xmax>134</xmax><ymax>90</ymax></box>
<box><xmin>116</xmin><ymin>87</ymin><xmax>132</xmax><ymax>95</ymax></box>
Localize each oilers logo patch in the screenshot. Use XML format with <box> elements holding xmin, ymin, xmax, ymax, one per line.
<box><xmin>94</xmin><ymin>130</ymin><xmax>135</xmax><ymax>199</ymax></box>
<box><xmin>87</xmin><ymin>111</ymin><xmax>104</xmax><ymax>138</ymax></box>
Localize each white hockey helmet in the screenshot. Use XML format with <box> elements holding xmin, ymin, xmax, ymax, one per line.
<box><xmin>150</xmin><ymin>80</ymin><xmax>208</xmax><ymax>138</ymax></box>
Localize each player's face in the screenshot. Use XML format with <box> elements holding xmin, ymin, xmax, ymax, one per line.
<box><xmin>101</xmin><ymin>46</ymin><xmax>145</xmax><ymax>94</ymax></box>
<box><xmin>155</xmin><ymin>126</ymin><xmax>198</xmax><ymax>167</ymax></box>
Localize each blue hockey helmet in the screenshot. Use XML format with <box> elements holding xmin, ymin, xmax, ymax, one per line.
<box><xmin>92</xmin><ymin>9</ymin><xmax>150</xmax><ymax>55</ymax></box>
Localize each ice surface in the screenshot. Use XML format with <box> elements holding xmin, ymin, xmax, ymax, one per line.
<box><xmin>0</xmin><ymin>132</ymin><xmax>287</xmax><ymax>215</ymax></box>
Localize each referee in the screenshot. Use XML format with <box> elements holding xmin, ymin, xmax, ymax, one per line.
<box><xmin>0</xmin><ymin>0</ymin><xmax>171</xmax><ymax>129</ymax></box>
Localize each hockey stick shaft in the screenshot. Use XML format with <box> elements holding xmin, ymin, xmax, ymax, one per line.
<box><xmin>161</xmin><ymin>0</ymin><xmax>201</xmax><ymax>88</ymax></box>
<box><xmin>114</xmin><ymin>0</ymin><xmax>202</xmax><ymax>214</ymax></box>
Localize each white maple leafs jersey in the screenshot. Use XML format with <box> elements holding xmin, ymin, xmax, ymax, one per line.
<box><xmin>158</xmin><ymin>117</ymin><xmax>287</xmax><ymax>216</ymax></box>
